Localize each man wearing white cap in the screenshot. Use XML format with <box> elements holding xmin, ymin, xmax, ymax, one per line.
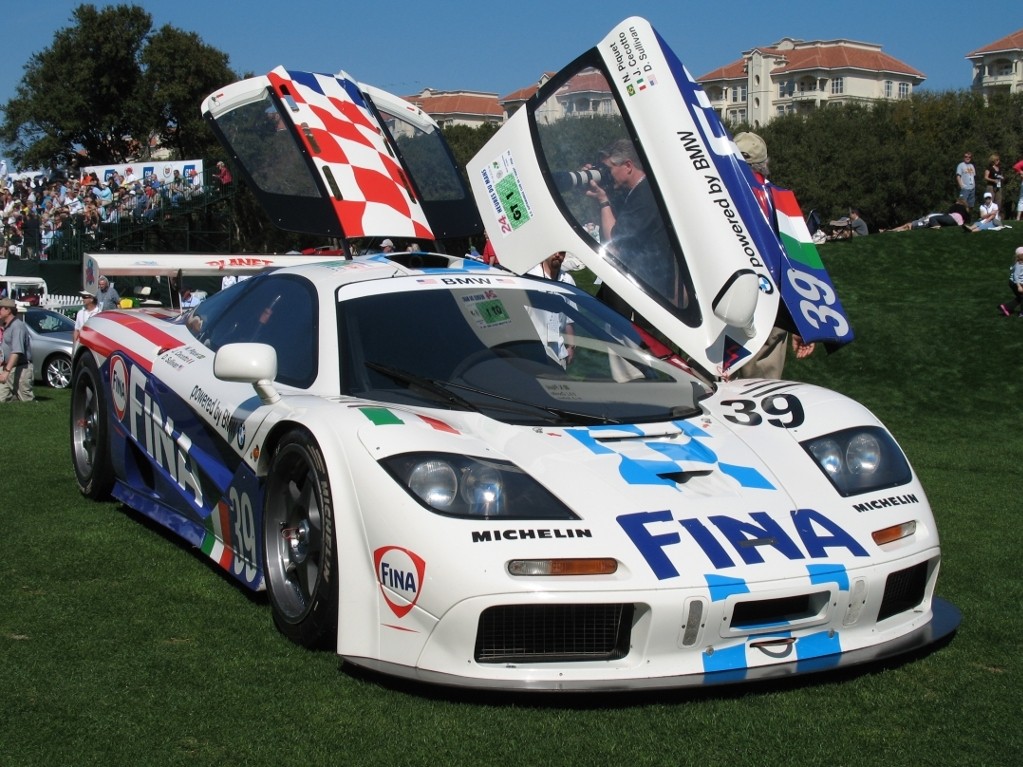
<box><xmin>379</xmin><ymin>238</ymin><xmax>395</xmax><ymax>253</ymax></box>
<box><xmin>73</xmin><ymin>291</ymin><xmax>102</xmax><ymax>347</ymax></box>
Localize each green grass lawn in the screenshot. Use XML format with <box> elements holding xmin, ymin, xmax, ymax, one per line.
<box><xmin>1</xmin><ymin>227</ymin><xmax>1021</xmax><ymax>766</ymax></box>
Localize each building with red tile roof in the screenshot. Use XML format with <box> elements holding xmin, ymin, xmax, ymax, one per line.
<box><xmin>697</xmin><ymin>38</ymin><xmax>925</xmax><ymax>127</ymax></box>
<box><xmin>966</xmin><ymin>29</ymin><xmax>1023</xmax><ymax>97</ymax></box>
<box><xmin>403</xmin><ymin>88</ymin><xmax>504</xmax><ymax>128</ymax></box>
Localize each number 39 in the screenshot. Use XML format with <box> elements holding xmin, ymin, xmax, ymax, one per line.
<box><xmin>721</xmin><ymin>394</ymin><xmax>805</xmax><ymax>428</ymax></box>
<box><xmin>788</xmin><ymin>270</ymin><xmax>850</xmax><ymax>337</ymax></box>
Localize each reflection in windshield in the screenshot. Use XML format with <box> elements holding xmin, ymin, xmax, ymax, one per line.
<box><xmin>375</xmin><ymin>106</ymin><xmax>466</xmax><ymax>203</ymax></box>
<box><xmin>533</xmin><ymin>64</ymin><xmax>697</xmax><ymax>326</ymax></box>
<box><xmin>340</xmin><ymin>285</ymin><xmax>710</xmax><ymax>426</ymax></box>
<box><xmin>211</xmin><ymin>91</ymin><xmax>322</xmax><ymax>198</ymax></box>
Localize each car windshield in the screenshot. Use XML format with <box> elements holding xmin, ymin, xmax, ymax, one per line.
<box><xmin>338</xmin><ymin>281</ymin><xmax>712</xmax><ymax>426</ymax></box>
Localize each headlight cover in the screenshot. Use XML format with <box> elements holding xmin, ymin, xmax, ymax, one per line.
<box><xmin>801</xmin><ymin>426</ymin><xmax>912</xmax><ymax>497</ymax></box>
<box><xmin>380</xmin><ymin>452</ymin><xmax>579</xmax><ymax>520</ymax></box>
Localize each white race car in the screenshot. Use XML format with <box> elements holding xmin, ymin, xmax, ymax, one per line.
<box><xmin>70</xmin><ymin>17</ymin><xmax>958</xmax><ymax>691</ymax></box>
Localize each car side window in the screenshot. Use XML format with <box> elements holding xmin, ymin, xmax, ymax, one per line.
<box><xmin>194</xmin><ymin>275</ymin><xmax>318</xmax><ymax>388</ymax></box>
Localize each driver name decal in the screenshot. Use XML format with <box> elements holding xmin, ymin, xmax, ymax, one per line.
<box><xmin>609</xmin><ymin>25</ymin><xmax>656</xmax><ymax>96</ymax></box>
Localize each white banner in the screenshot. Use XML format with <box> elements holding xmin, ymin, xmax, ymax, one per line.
<box><xmin>84</xmin><ymin>159</ymin><xmax>205</xmax><ymax>185</ymax></box>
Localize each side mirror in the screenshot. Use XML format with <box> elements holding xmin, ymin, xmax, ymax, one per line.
<box><xmin>711</xmin><ymin>270</ymin><xmax>762</xmax><ymax>337</ymax></box>
<box><xmin>214</xmin><ymin>343</ymin><xmax>280</xmax><ymax>404</ymax></box>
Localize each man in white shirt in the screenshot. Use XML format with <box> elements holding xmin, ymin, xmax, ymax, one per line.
<box><xmin>73</xmin><ymin>291</ymin><xmax>102</xmax><ymax>347</ymax></box>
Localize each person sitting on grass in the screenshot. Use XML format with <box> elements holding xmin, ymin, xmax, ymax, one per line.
<box><xmin>828</xmin><ymin>207</ymin><xmax>869</xmax><ymax>239</ymax></box>
<box><xmin>964</xmin><ymin>191</ymin><xmax>1003</xmax><ymax>231</ymax></box>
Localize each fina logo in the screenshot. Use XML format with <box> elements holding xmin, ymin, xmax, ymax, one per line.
<box><xmin>110</xmin><ymin>356</ymin><xmax>129</xmax><ymax>422</ymax></box>
<box><xmin>374</xmin><ymin>546</ymin><xmax>427</xmax><ymax>618</ymax></box>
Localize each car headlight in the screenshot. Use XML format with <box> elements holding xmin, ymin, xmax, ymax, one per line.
<box><xmin>381</xmin><ymin>452</ymin><xmax>579</xmax><ymax>520</ymax></box>
<box><xmin>801</xmin><ymin>426</ymin><xmax>912</xmax><ymax>497</ymax></box>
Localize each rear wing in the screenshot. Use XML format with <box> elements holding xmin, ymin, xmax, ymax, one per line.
<box><xmin>82</xmin><ymin>252</ymin><xmax>344</xmax><ymax>309</ymax></box>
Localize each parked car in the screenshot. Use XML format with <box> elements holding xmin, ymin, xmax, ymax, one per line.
<box><xmin>24</xmin><ymin>307</ymin><xmax>74</xmax><ymax>389</ymax></box>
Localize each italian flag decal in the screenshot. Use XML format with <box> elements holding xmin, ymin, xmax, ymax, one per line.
<box><xmin>773</xmin><ymin>188</ymin><xmax>824</xmax><ymax>270</ymax></box>
<box><xmin>200</xmin><ymin>500</ymin><xmax>234</xmax><ymax>570</ymax></box>
<box><xmin>359</xmin><ymin>407</ymin><xmax>459</xmax><ymax>433</ymax></box>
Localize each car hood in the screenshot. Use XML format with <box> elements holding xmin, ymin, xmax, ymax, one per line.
<box><xmin>349</xmin><ymin>383</ymin><xmax>926</xmax><ymax>586</ymax></box>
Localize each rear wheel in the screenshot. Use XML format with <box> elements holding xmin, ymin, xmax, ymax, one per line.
<box><xmin>263</xmin><ymin>430</ymin><xmax>339</xmax><ymax>649</ymax></box>
<box><xmin>70</xmin><ymin>354</ymin><xmax>114</xmax><ymax>499</ymax></box>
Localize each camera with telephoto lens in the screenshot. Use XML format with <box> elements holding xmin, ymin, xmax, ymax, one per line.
<box><xmin>552</xmin><ymin>168</ymin><xmax>603</xmax><ymax>192</ymax></box>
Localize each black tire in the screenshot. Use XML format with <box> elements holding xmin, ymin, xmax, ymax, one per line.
<box><xmin>263</xmin><ymin>430</ymin><xmax>339</xmax><ymax>649</ymax></box>
<box><xmin>44</xmin><ymin>353</ymin><xmax>73</xmax><ymax>389</ymax></box>
<box><xmin>70</xmin><ymin>354</ymin><xmax>115</xmax><ymax>500</ymax></box>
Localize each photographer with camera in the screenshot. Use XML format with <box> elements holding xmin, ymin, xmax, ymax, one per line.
<box><xmin>582</xmin><ymin>139</ymin><xmax>681</xmax><ymax>318</ymax></box>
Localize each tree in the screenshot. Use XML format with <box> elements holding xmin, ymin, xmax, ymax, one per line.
<box><xmin>442</xmin><ymin>122</ymin><xmax>500</xmax><ymax>176</ymax></box>
<box><xmin>754</xmin><ymin>91</ymin><xmax>1023</xmax><ymax>229</ymax></box>
<box><xmin>1</xmin><ymin>4</ymin><xmax>152</xmax><ymax>169</ymax></box>
<box><xmin>0</xmin><ymin>3</ymin><xmax>237</xmax><ymax>170</ymax></box>
<box><xmin>139</xmin><ymin>25</ymin><xmax>238</xmax><ymax>161</ymax></box>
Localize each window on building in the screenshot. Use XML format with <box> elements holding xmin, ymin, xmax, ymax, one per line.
<box><xmin>898</xmin><ymin>82</ymin><xmax>910</xmax><ymax>98</ymax></box>
<box><xmin>831</xmin><ymin>78</ymin><xmax>844</xmax><ymax>95</ymax></box>
<box><xmin>884</xmin><ymin>81</ymin><xmax>893</xmax><ymax>98</ymax></box>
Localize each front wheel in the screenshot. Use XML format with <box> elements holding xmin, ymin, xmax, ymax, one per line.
<box><xmin>263</xmin><ymin>430</ymin><xmax>339</xmax><ymax>649</ymax></box>
<box><xmin>45</xmin><ymin>353</ymin><xmax>73</xmax><ymax>389</ymax></box>
<box><xmin>70</xmin><ymin>354</ymin><xmax>114</xmax><ymax>499</ymax></box>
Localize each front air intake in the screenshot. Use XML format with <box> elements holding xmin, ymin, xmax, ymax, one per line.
<box><xmin>877</xmin><ymin>561</ymin><xmax>929</xmax><ymax>621</ymax></box>
<box><xmin>475</xmin><ymin>604</ymin><xmax>633</xmax><ymax>663</ymax></box>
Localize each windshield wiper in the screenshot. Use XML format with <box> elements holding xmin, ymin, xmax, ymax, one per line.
<box><xmin>365</xmin><ymin>361</ymin><xmax>620</xmax><ymax>425</ymax></box>
<box><xmin>440</xmin><ymin>379</ymin><xmax>622</xmax><ymax>426</ymax></box>
<box><xmin>365</xmin><ymin>361</ymin><xmax>481</xmax><ymax>412</ymax></box>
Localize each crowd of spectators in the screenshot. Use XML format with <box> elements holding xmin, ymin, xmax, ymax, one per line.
<box><xmin>1</xmin><ymin>162</ymin><xmax>213</xmax><ymax>261</ymax></box>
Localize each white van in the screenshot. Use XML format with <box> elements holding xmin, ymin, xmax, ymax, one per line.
<box><xmin>0</xmin><ymin>275</ymin><xmax>50</xmax><ymax>308</ymax></box>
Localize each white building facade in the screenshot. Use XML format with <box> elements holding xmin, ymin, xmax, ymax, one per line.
<box><xmin>967</xmin><ymin>29</ymin><xmax>1023</xmax><ymax>97</ymax></box>
<box><xmin>697</xmin><ymin>38</ymin><xmax>925</xmax><ymax>127</ymax></box>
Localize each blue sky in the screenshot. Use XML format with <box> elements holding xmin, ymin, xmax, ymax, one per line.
<box><xmin>3</xmin><ymin>1</ymin><xmax>1012</xmax><ymax>168</ymax></box>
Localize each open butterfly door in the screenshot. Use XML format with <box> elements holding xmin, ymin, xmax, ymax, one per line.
<box><xmin>466</xmin><ymin>17</ymin><xmax>852</xmax><ymax>376</ymax></box>
<box><xmin>202</xmin><ymin>67</ymin><xmax>482</xmax><ymax>245</ymax></box>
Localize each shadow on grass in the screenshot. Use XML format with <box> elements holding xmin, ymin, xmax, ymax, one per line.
<box><xmin>116</xmin><ymin>502</ymin><xmax>268</xmax><ymax>609</ymax></box>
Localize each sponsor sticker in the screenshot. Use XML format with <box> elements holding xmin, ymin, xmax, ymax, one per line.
<box><xmin>374</xmin><ymin>546</ymin><xmax>426</xmax><ymax>618</ymax></box>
